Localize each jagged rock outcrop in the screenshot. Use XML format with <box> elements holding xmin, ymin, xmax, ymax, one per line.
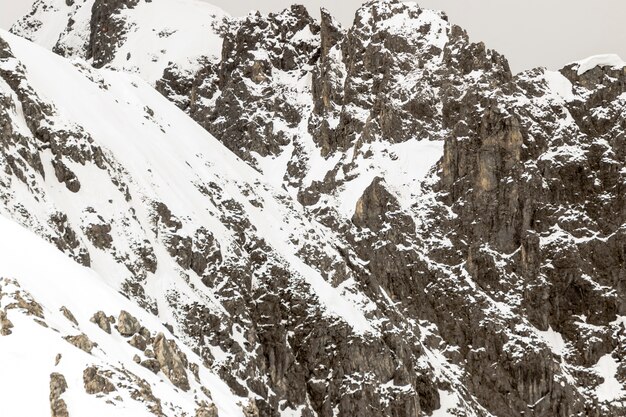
<box><xmin>87</xmin><ymin>0</ymin><xmax>140</xmax><ymax>68</ymax></box>
<box><xmin>196</xmin><ymin>403</ymin><xmax>219</xmax><ymax>417</ymax></box>
<box><xmin>190</xmin><ymin>5</ymin><xmax>321</xmax><ymax>164</ymax></box>
<box><xmin>60</xmin><ymin>306</ymin><xmax>78</xmax><ymax>325</ymax></box>
<box><xmin>0</xmin><ymin>309</ymin><xmax>13</xmax><ymax>335</ymax></box>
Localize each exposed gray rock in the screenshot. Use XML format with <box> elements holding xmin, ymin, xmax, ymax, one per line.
<box><xmin>52</xmin><ymin>158</ymin><xmax>81</xmax><ymax>192</ymax></box>
<box><xmin>64</xmin><ymin>333</ymin><xmax>95</xmax><ymax>354</ymax></box>
<box><xmin>242</xmin><ymin>400</ymin><xmax>259</xmax><ymax>417</ymax></box>
<box><xmin>83</xmin><ymin>366</ymin><xmax>116</xmax><ymax>395</ymax></box>
<box><xmin>3</xmin><ymin>2</ymin><xmax>626</xmax><ymax>417</ymax></box>
<box><xmin>195</xmin><ymin>403</ymin><xmax>218</xmax><ymax>417</ymax></box>
<box><xmin>351</xmin><ymin>177</ymin><xmax>401</xmax><ymax>232</ymax></box>
<box><xmin>153</xmin><ymin>332</ymin><xmax>190</xmax><ymax>391</ymax></box>
<box><xmin>117</xmin><ymin>310</ymin><xmax>141</xmax><ymax>337</ymax></box>
<box><xmin>129</xmin><ymin>376</ymin><xmax>164</xmax><ymax>416</ymax></box>
<box><xmin>7</xmin><ymin>292</ymin><xmax>44</xmax><ymax>318</ymax></box>
<box><xmin>128</xmin><ymin>334</ymin><xmax>147</xmax><ymax>351</ymax></box>
<box><xmin>0</xmin><ymin>310</ymin><xmax>13</xmax><ymax>336</ymax></box>
<box><xmin>49</xmin><ymin>373</ymin><xmax>69</xmax><ymax>417</ymax></box>
<box><xmin>140</xmin><ymin>358</ymin><xmax>161</xmax><ymax>374</ymax></box>
<box><xmin>49</xmin><ymin>212</ymin><xmax>91</xmax><ymax>267</ymax></box>
<box><xmin>87</xmin><ymin>0</ymin><xmax>140</xmax><ymax>68</ymax></box>
<box><xmin>59</xmin><ymin>306</ymin><xmax>78</xmax><ymax>326</ymax></box>
<box><xmin>82</xmin><ymin>209</ymin><xmax>113</xmax><ymax>250</ymax></box>
<box><xmin>90</xmin><ymin>311</ymin><xmax>112</xmax><ymax>334</ymax></box>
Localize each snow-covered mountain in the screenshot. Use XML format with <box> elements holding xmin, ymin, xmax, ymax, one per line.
<box><xmin>2</xmin><ymin>0</ymin><xmax>626</xmax><ymax>416</ymax></box>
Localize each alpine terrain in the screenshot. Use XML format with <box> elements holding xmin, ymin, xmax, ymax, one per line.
<box><xmin>1</xmin><ymin>0</ymin><xmax>625</xmax><ymax>416</ymax></box>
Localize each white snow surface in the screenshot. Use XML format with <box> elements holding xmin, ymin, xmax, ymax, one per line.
<box><xmin>0</xmin><ymin>25</ymin><xmax>398</xmax><ymax>415</ymax></box>
<box><xmin>104</xmin><ymin>0</ymin><xmax>227</xmax><ymax>82</ymax></box>
<box><xmin>0</xmin><ymin>214</ymin><xmax>245</xmax><ymax>417</ymax></box>
<box><xmin>543</xmin><ymin>70</ymin><xmax>576</xmax><ymax>102</ymax></box>
<box><xmin>335</xmin><ymin>139</ymin><xmax>444</xmax><ymax>219</ymax></box>
<box><xmin>594</xmin><ymin>354</ymin><xmax>626</xmax><ymax>402</ymax></box>
<box><xmin>574</xmin><ymin>54</ymin><xmax>625</xmax><ymax>75</ymax></box>
<box><xmin>431</xmin><ymin>389</ymin><xmax>461</xmax><ymax>417</ymax></box>
<box><xmin>534</xmin><ymin>326</ymin><xmax>567</xmax><ymax>356</ymax></box>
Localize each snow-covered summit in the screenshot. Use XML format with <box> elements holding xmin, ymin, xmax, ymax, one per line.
<box><xmin>573</xmin><ymin>53</ymin><xmax>625</xmax><ymax>75</ymax></box>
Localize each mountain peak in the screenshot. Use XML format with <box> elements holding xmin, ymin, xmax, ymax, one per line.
<box><xmin>2</xmin><ymin>1</ymin><xmax>626</xmax><ymax>416</ymax></box>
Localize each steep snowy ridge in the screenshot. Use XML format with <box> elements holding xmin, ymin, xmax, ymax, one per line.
<box><xmin>3</xmin><ymin>0</ymin><xmax>626</xmax><ymax>417</ymax></box>
<box><xmin>0</xmin><ymin>25</ymin><xmax>483</xmax><ymax>417</ymax></box>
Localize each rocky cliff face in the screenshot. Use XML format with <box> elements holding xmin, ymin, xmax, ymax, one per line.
<box><xmin>4</xmin><ymin>0</ymin><xmax>626</xmax><ymax>416</ymax></box>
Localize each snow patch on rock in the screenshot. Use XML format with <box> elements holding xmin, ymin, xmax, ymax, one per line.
<box><xmin>574</xmin><ymin>54</ymin><xmax>625</xmax><ymax>75</ymax></box>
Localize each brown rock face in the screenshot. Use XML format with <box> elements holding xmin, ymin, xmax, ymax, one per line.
<box><xmin>141</xmin><ymin>358</ymin><xmax>161</xmax><ymax>374</ymax></box>
<box><xmin>64</xmin><ymin>333</ymin><xmax>95</xmax><ymax>354</ymax></box>
<box><xmin>196</xmin><ymin>404</ymin><xmax>218</xmax><ymax>417</ymax></box>
<box><xmin>83</xmin><ymin>366</ymin><xmax>116</xmax><ymax>395</ymax></box>
<box><xmin>128</xmin><ymin>333</ymin><xmax>147</xmax><ymax>351</ymax></box>
<box><xmin>4</xmin><ymin>1</ymin><xmax>626</xmax><ymax>417</ymax></box>
<box><xmin>60</xmin><ymin>306</ymin><xmax>78</xmax><ymax>326</ymax></box>
<box><xmin>87</xmin><ymin>0</ymin><xmax>140</xmax><ymax>68</ymax></box>
<box><xmin>0</xmin><ymin>310</ymin><xmax>13</xmax><ymax>336</ymax></box>
<box><xmin>187</xmin><ymin>5</ymin><xmax>322</xmax><ymax>163</ymax></box>
<box><xmin>90</xmin><ymin>311</ymin><xmax>112</xmax><ymax>334</ymax></box>
<box><xmin>352</xmin><ymin>177</ymin><xmax>401</xmax><ymax>232</ymax></box>
<box><xmin>153</xmin><ymin>333</ymin><xmax>190</xmax><ymax>391</ymax></box>
<box><xmin>50</xmin><ymin>373</ymin><xmax>69</xmax><ymax>417</ymax></box>
<box><xmin>117</xmin><ymin>310</ymin><xmax>141</xmax><ymax>337</ymax></box>
<box><xmin>52</xmin><ymin>158</ymin><xmax>81</xmax><ymax>192</ymax></box>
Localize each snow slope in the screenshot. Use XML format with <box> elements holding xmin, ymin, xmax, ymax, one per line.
<box><xmin>0</xmin><ymin>214</ymin><xmax>244</xmax><ymax>417</ymax></box>
<box><xmin>1</xmin><ymin>25</ymin><xmax>381</xmax><ymax>335</ymax></box>
<box><xmin>11</xmin><ymin>0</ymin><xmax>227</xmax><ymax>82</ymax></box>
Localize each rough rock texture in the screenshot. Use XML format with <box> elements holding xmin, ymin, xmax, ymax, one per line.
<box><xmin>187</xmin><ymin>5</ymin><xmax>321</xmax><ymax>165</ymax></box>
<box><xmin>153</xmin><ymin>333</ymin><xmax>190</xmax><ymax>391</ymax></box>
<box><xmin>196</xmin><ymin>403</ymin><xmax>219</xmax><ymax>417</ymax></box>
<box><xmin>4</xmin><ymin>1</ymin><xmax>626</xmax><ymax>417</ymax></box>
<box><xmin>83</xmin><ymin>366</ymin><xmax>116</xmax><ymax>395</ymax></box>
<box><xmin>87</xmin><ymin>0</ymin><xmax>140</xmax><ymax>68</ymax></box>
<box><xmin>117</xmin><ymin>310</ymin><xmax>141</xmax><ymax>337</ymax></box>
<box><xmin>0</xmin><ymin>309</ymin><xmax>13</xmax><ymax>335</ymax></box>
<box><xmin>50</xmin><ymin>373</ymin><xmax>69</xmax><ymax>417</ymax></box>
<box><xmin>60</xmin><ymin>306</ymin><xmax>78</xmax><ymax>325</ymax></box>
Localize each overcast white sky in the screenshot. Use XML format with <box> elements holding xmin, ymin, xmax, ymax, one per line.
<box><xmin>1</xmin><ymin>0</ymin><xmax>624</xmax><ymax>73</ymax></box>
